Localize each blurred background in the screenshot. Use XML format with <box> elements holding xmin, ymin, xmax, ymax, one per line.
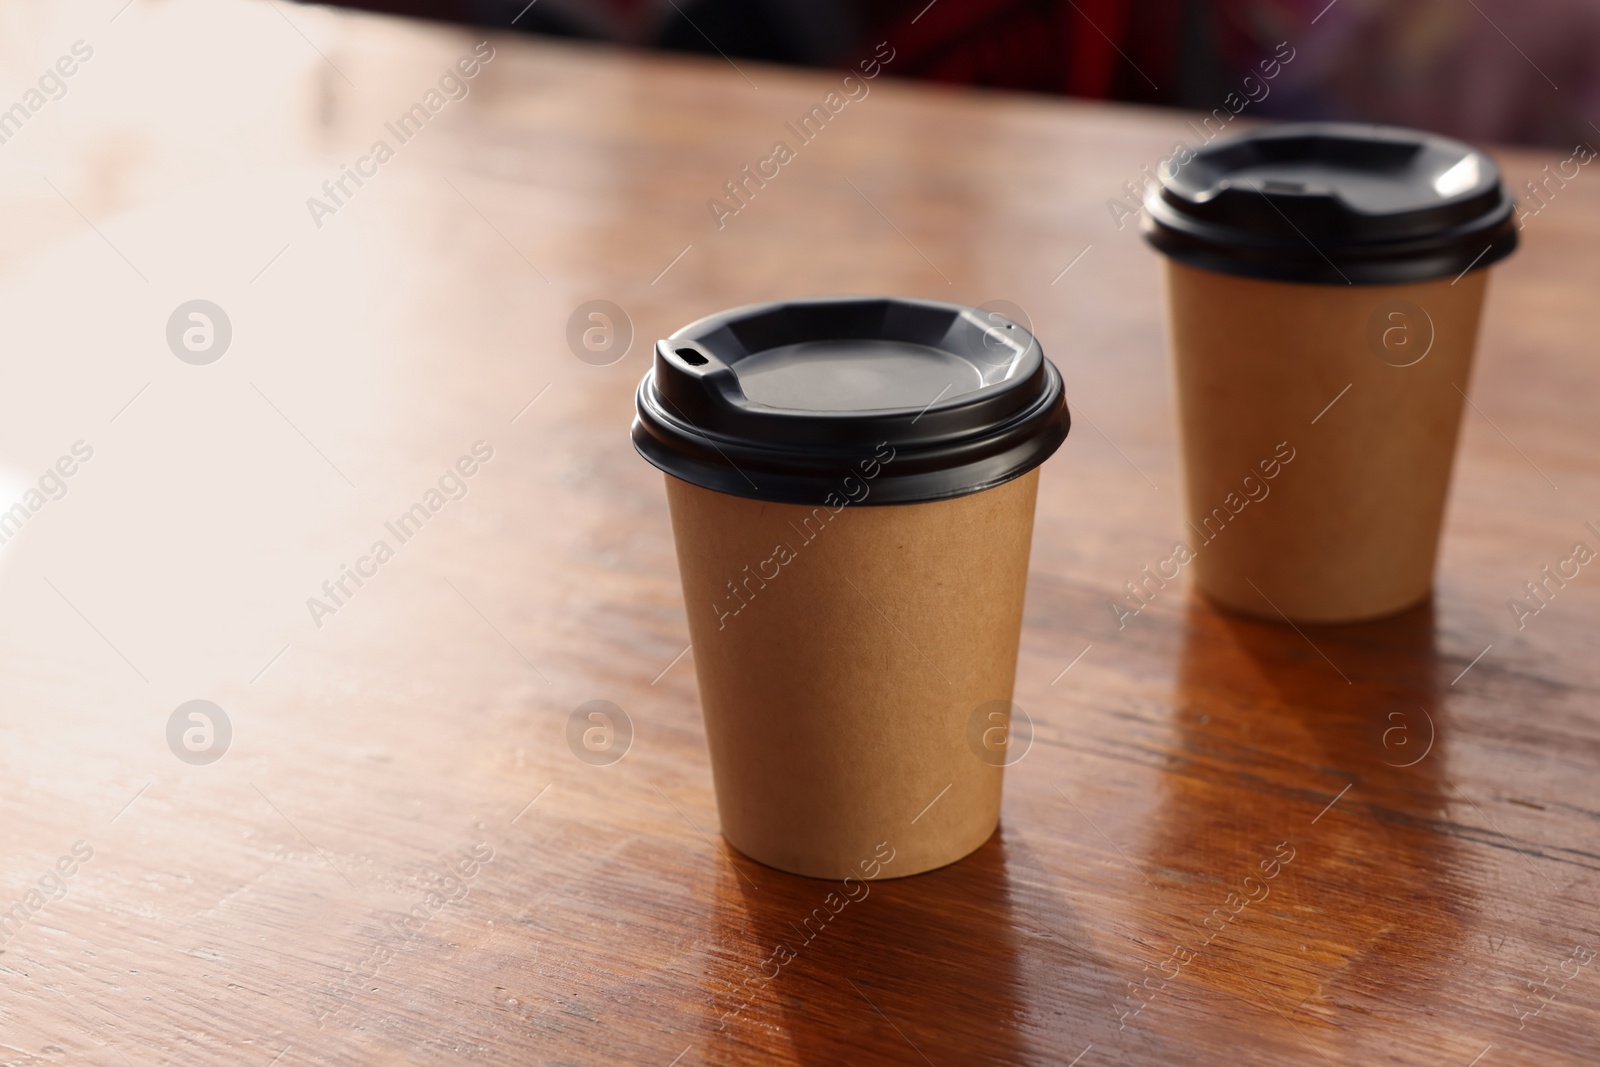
<box><xmin>323</xmin><ymin>0</ymin><xmax>1600</xmax><ymax>148</ymax></box>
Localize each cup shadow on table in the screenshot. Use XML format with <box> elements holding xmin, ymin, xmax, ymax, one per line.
<box><xmin>1123</xmin><ymin>594</ymin><xmax>1478</xmax><ymax>1058</ymax></box>
<box><xmin>702</xmin><ymin>830</ymin><xmax>1123</xmax><ymax>1066</ymax></box>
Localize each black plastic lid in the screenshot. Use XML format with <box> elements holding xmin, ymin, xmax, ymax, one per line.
<box><xmin>631</xmin><ymin>296</ymin><xmax>1070</xmax><ymax>506</ymax></box>
<box><xmin>1143</xmin><ymin>122</ymin><xmax>1518</xmax><ymax>285</ymax></box>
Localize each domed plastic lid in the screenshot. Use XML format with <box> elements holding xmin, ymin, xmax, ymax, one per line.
<box><xmin>632</xmin><ymin>296</ymin><xmax>1070</xmax><ymax>506</ymax></box>
<box><xmin>1143</xmin><ymin>122</ymin><xmax>1518</xmax><ymax>285</ymax></box>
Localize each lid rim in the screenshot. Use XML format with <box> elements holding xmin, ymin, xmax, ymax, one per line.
<box><xmin>1145</xmin><ymin>208</ymin><xmax>1518</xmax><ymax>285</ymax></box>
<box><xmin>632</xmin><ymin>404</ymin><xmax>1070</xmax><ymax>506</ymax></box>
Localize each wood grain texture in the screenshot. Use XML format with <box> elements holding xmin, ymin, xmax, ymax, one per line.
<box><xmin>0</xmin><ymin>3</ymin><xmax>1596</xmax><ymax>1065</ymax></box>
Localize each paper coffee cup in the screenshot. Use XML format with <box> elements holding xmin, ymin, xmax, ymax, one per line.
<box><xmin>633</xmin><ymin>297</ymin><xmax>1070</xmax><ymax>878</ymax></box>
<box><xmin>1144</xmin><ymin>123</ymin><xmax>1518</xmax><ymax>623</ymax></box>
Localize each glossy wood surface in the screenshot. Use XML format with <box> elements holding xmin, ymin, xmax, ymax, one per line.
<box><xmin>0</xmin><ymin>4</ymin><xmax>1596</xmax><ymax>1065</ymax></box>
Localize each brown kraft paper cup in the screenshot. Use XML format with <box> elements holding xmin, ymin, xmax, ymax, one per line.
<box><xmin>1163</xmin><ymin>262</ymin><xmax>1490</xmax><ymax>622</ymax></box>
<box><xmin>1144</xmin><ymin>123</ymin><xmax>1518</xmax><ymax>623</ymax></box>
<box><xmin>633</xmin><ymin>297</ymin><xmax>1069</xmax><ymax>878</ymax></box>
<box><xmin>666</xmin><ymin>468</ymin><xmax>1037</xmax><ymax>880</ymax></box>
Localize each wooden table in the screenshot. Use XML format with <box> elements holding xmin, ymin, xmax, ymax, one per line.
<box><xmin>1</xmin><ymin>3</ymin><xmax>1596</xmax><ymax>1064</ymax></box>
